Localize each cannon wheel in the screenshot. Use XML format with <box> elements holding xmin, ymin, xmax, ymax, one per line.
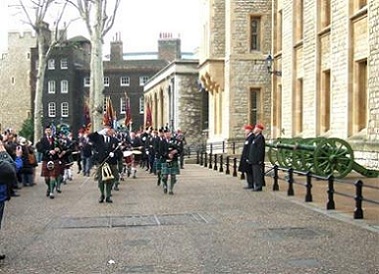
<box><xmin>314</xmin><ymin>138</ymin><xmax>354</xmax><ymax>178</ymax></box>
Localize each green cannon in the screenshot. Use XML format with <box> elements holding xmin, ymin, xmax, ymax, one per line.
<box><xmin>267</xmin><ymin>137</ymin><xmax>379</xmax><ymax>179</ymax></box>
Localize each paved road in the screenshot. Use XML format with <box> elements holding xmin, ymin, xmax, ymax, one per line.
<box><xmin>0</xmin><ymin>164</ymin><xmax>378</xmax><ymax>273</ymax></box>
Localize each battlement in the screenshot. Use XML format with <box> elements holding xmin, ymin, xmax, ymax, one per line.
<box><xmin>8</xmin><ymin>31</ymin><xmax>37</xmax><ymax>40</ymax></box>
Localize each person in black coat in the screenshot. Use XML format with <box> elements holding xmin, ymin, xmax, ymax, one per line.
<box><xmin>238</xmin><ymin>125</ymin><xmax>255</xmax><ymax>189</ymax></box>
<box><xmin>88</xmin><ymin>126</ymin><xmax>121</xmax><ymax>203</ymax></box>
<box><xmin>248</xmin><ymin>123</ymin><xmax>266</xmax><ymax>191</ymax></box>
<box><xmin>0</xmin><ymin>137</ymin><xmax>22</xmax><ymax>261</ymax></box>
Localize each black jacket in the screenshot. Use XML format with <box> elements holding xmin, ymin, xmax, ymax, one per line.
<box><xmin>88</xmin><ymin>132</ymin><xmax>120</xmax><ymax>165</ymax></box>
<box><xmin>238</xmin><ymin>133</ymin><xmax>255</xmax><ymax>173</ymax></box>
<box><xmin>248</xmin><ymin>133</ymin><xmax>265</xmax><ymax>165</ymax></box>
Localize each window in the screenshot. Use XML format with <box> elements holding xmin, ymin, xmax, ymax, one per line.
<box><xmin>294</xmin><ymin>78</ymin><xmax>303</xmax><ymax>134</ymax></box>
<box><xmin>120</xmin><ymin>97</ymin><xmax>126</xmax><ymax>114</ymax></box>
<box><xmin>48</xmin><ymin>59</ymin><xmax>55</xmax><ymax>70</ymax></box>
<box><xmin>48</xmin><ymin>80</ymin><xmax>56</xmax><ymax>94</ymax></box>
<box><xmin>139</xmin><ymin>96</ymin><xmax>144</xmax><ymax>114</ymax></box>
<box><xmin>48</xmin><ymin>102</ymin><xmax>56</xmax><ymax>117</ymax></box>
<box><xmin>320</xmin><ymin>70</ymin><xmax>331</xmax><ymax>133</ymax></box>
<box><xmin>84</xmin><ymin>77</ymin><xmax>90</xmax><ymax>87</ymax></box>
<box><xmin>60</xmin><ymin>58</ymin><xmax>68</xmax><ymax>69</ymax></box>
<box><xmin>104</xmin><ymin>76</ymin><xmax>110</xmax><ymax>87</ymax></box>
<box><xmin>320</xmin><ymin>0</ymin><xmax>331</xmax><ymax>29</ymax></box>
<box><xmin>350</xmin><ymin>60</ymin><xmax>367</xmax><ymax>134</ymax></box>
<box><xmin>250</xmin><ymin>88</ymin><xmax>260</xmax><ymax>125</ymax></box>
<box><xmin>61</xmin><ymin>80</ymin><xmax>68</xmax><ymax>93</ymax></box>
<box><xmin>139</xmin><ymin>76</ymin><xmax>149</xmax><ymax>86</ymax></box>
<box><xmin>250</xmin><ymin>17</ymin><xmax>261</xmax><ymax>51</ymax></box>
<box><xmin>61</xmin><ymin>102</ymin><xmax>69</xmax><ymax>117</ymax></box>
<box><xmin>11</xmin><ymin>77</ymin><xmax>15</xmax><ymax>85</ymax></box>
<box><xmin>26</xmin><ymin>52</ymin><xmax>31</xmax><ymax>59</ymax></box>
<box><xmin>294</xmin><ymin>0</ymin><xmax>304</xmax><ymax>41</ymax></box>
<box><xmin>120</xmin><ymin>76</ymin><xmax>130</xmax><ymax>86</ymax></box>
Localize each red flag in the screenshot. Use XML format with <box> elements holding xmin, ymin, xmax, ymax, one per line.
<box><xmin>146</xmin><ymin>102</ymin><xmax>152</xmax><ymax>127</ymax></box>
<box><xmin>103</xmin><ymin>96</ymin><xmax>116</xmax><ymax>128</ymax></box>
<box><xmin>124</xmin><ymin>93</ymin><xmax>132</xmax><ymax>126</ymax></box>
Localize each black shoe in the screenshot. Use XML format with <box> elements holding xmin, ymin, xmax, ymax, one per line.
<box><xmin>168</xmin><ymin>191</ymin><xmax>174</xmax><ymax>195</ymax></box>
<box><xmin>163</xmin><ymin>188</ymin><xmax>167</xmax><ymax>194</ymax></box>
<box><xmin>105</xmin><ymin>198</ymin><xmax>113</xmax><ymax>203</ymax></box>
<box><xmin>46</xmin><ymin>190</ymin><xmax>50</xmax><ymax>197</ymax></box>
<box><xmin>252</xmin><ymin>187</ymin><xmax>262</xmax><ymax>192</ymax></box>
<box><xmin>157</xmin><ymin>180</ymin><xmax>161</xmax><ymax>186</ymax></box>
<box><xmin>11</xmin><ymin>192</ymin><xmax>20</xmax><ymax>197</ymax></box>
<box><xmin>99</xmin><ymin>195</ymin><xmax>105</xmax><ymax>203</ymax></box>
<box><xmin>56</xmin><ymin>189</ymin><xmax>62</xmax><ymax>193</ymax></box>
<box><xmin>0</xmin><ymin>254</ymin><xmax>5</xmax><ymax>260</ymax></box>
<box><xmin>114</xmin><ymin>186</ymin><xmax>119</xmax><ymax>191</ymax></box>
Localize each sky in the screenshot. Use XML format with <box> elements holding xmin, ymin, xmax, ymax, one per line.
<box><xmin>0</xmin><ymin>0</ymin><xmax>202</xmax><ymax>54</ymax></box>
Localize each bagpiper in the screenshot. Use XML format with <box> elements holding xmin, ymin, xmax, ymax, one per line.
<box><xmin>160</xmin><ymin>128</ymin><xmax>182</xmax><ymax>195</ymax></box>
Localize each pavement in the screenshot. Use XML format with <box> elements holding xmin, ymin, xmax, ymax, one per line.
<box><xmin>0</xmin><ymin>163</ymin><xmax>378</xmax><ymax>274</ymax></box>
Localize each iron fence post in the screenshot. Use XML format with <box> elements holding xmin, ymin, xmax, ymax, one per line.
<box><xmin>305</xmin><ymin>171</ymin><xmax>313</xmax><ymax>202</ymax></box>
<box><xmin>226</xmin><ymin>156</ymin><xmax>230</xmax><ymax>175</ymax></box>
<box><xmin>214</xmin><ymin>154</ymin><xmax>218</xmax><ymax>170</ymax></box>
<box><xmin>354</xmin><ymin>180</ymin><xmax>364</xmax><ymax>219</ymax></box>
<box><xmin>287</xmin><ymin>168</ymin><xmax>294</xmax><ymax>196</ymax></box>
<box><xmin>232</xmin><ymin>158</ymin><xmax>237</xmax><ymax>177</ymax></box>
<box><xmin>326</xmin><ymin>175</ymin><xmax>335</xmax><ymax>210</ymax></box>
<box><xmin>219</xmin><ymin>155</ymin><xmax>224</xmax><ymax>173</ymax></box>
<box><xmin>273</xmin><ymin>165</ymin><xmax>279</xmax><ymax>191</ymax></box>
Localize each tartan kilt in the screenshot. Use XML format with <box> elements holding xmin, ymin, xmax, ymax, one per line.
<box><xmin>161</xmin><ymin>160</ymin><xmax>180</xmax><ymax>175</ymax></box>
<box><xmin>41</xmin><ymin>160</ymin><xmax>61</xmax><ymax>178</ymax></box>
<box><xmin>153</xmin><ymin>158</ymin><xmax>163</xmax><ymax>171</ymax></box>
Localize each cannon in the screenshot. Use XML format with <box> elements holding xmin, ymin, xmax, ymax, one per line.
<box><xmin>267</xmin><ymin>137</ymin><xmax>379</xmax><ymax>179</ymax></box>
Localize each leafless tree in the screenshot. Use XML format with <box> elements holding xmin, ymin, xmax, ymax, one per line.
<box><xmin>67</xmin><ymin>0</ymin><xmax>121</xmax><ymax>130</ymax></box>
<box><xmin>14</xmin><ymin>0</ymin><xmax>71</xmax><ymax>142</ymax></box>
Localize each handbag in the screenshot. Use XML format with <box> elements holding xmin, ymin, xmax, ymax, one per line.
<box><xmin>101</xmin><ymin>162</ymin><xmax>114</xmax><ymax>182</ymax></box>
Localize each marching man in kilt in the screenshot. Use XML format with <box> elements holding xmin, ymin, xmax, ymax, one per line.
<box><xmin>154</xmin><ymin>128</ymin><xmax>165</xmax><ymax>186</ymax></box>
<box><xmin>88</xmin><ymin>126</ymin><xmax>121</xmax><ymax>203</ymax></box>
<box><xmin>37</xmin><ymin>125</ymin><xmax>62</xmax><ymax>199</ymax></box>
<box><xmin>160</xmin><ymin>128</ymin><xmax>182</xmax><ymax>195</ymax></box>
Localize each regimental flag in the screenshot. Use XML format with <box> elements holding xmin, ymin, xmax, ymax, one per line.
<box><xmin>124</xmin><ymin>93</ymin><xmax>132</xmax><ymax>127</ymax></box>
<box><xmin>146</xmin><ymin>102</ymin><xmax>152</xmax><ymax>127</ymax></box>
<box><xmin>103</xmin><ymin>96</ymin><xmax>116</xmax><ymax>128</ymax></box>
<box><xmin>83</xmin><ymin>102</ymin><xmax>91</xmax><ymax>133</ymax></box>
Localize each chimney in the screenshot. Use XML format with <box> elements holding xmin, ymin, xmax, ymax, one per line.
<box><xmin>158</xmin><ymin>32</ymin><xmax>181</xmax><ymax>62</ymax></box>
<box><xmin>110</xmin><ymin>32</ymin><xmax>123</xmax><ymax>62</ymax></box>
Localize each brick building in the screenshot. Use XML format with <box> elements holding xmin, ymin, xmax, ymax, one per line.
<box><xmin>198</xmin><ymin>0</ymin><xmax>273</xmax><ymax>152</ymax></box>
<box><xmin>272</xmin><ymin>0</ymin><xmax>379</xmax><ymax>169</ymax></box>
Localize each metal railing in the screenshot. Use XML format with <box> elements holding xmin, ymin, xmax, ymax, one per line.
<box><xmin>194</xmin><ymin>149</ymin><xmax>379</xmax><ymax>220</ymax></box>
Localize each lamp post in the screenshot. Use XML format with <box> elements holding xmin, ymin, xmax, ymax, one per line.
<box><xmin>265</xmin><ymin>54</ymin><xmax>282</xmax><ymax>76</ymax></box>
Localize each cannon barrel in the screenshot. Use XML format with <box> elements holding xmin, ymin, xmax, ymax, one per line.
<box><xmin>267</xmin><ymin>137</ymin><xmax>378</xmax><ymax>178</ymax></box>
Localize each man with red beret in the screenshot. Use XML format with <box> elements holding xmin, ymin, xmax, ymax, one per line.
<box><xmin>248</xmin><ymin>123</ymin><xmax>266</xmax><ymax>191</ymax></box>
<box><xmin>238</xmin><ymin>124</ymin><xmax>255</xmax><ymax>189</ymax></box>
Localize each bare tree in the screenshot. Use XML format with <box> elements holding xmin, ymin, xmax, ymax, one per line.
<box><xmin>14</xmin><ymin>0</ymin><xmax>70</xmax><ymax>142</ymax></box>
<box><xmin>67</xmin><ymin>0</ymin><xmax>121</xmax><ymax>130</ymax></box>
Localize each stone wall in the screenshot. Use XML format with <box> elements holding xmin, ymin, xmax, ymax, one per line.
<box><xmin>0</xmin><ymin>32</ymin><xmax>36</xmax><ymax>133</ymax></box>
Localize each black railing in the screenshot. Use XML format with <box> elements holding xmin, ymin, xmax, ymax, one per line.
<box><xmin>196</xmin><ymin>150</ymin><xmax>378</xmax><ymax>220</ymax></box>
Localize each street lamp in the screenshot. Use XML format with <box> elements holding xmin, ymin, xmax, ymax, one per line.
<box><xmin>265</xmin><ymin>54</ymin><xmax>282</xmax><ymax>76</ymax></box>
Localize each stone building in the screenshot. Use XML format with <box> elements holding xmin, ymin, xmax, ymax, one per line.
<box><xmin>143</xmin><ymin>59</ymin><xmax>206</xmax><ymax>148</ymax></box>
<box><xmin>0</xmin><ymin>31</ymin><xmax>37</xmax><ymax>133</ymax></box>
<box><xmin>198</xmin><ymin>0</ymin><xmax>273</xmax><ymax>152</ymax></box>
<box><xmin>272</xmin><ymin>0</ymin><xmax>378</xmax><ymax>169</ymax></box>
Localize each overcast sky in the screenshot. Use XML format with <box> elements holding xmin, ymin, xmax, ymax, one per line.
<box><xmin>0</xmin><ymin>0</ymin><xmax>202</xmax><ymax>54</ymax></box>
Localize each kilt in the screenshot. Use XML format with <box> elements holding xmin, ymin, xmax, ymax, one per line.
<box><xmin>161</xmin><ymin>160</ymin><xmax>180</xmax><ymax>175</ymax></box>
<box><xmin>153</xmin><ymin>158</ymin><xmax>164</xmax><ymax>171</ymax></box>
<box><xmin>41</xmin><ymin>160</ymin><xmax>61</xmax><ymax>178</ymax></box>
